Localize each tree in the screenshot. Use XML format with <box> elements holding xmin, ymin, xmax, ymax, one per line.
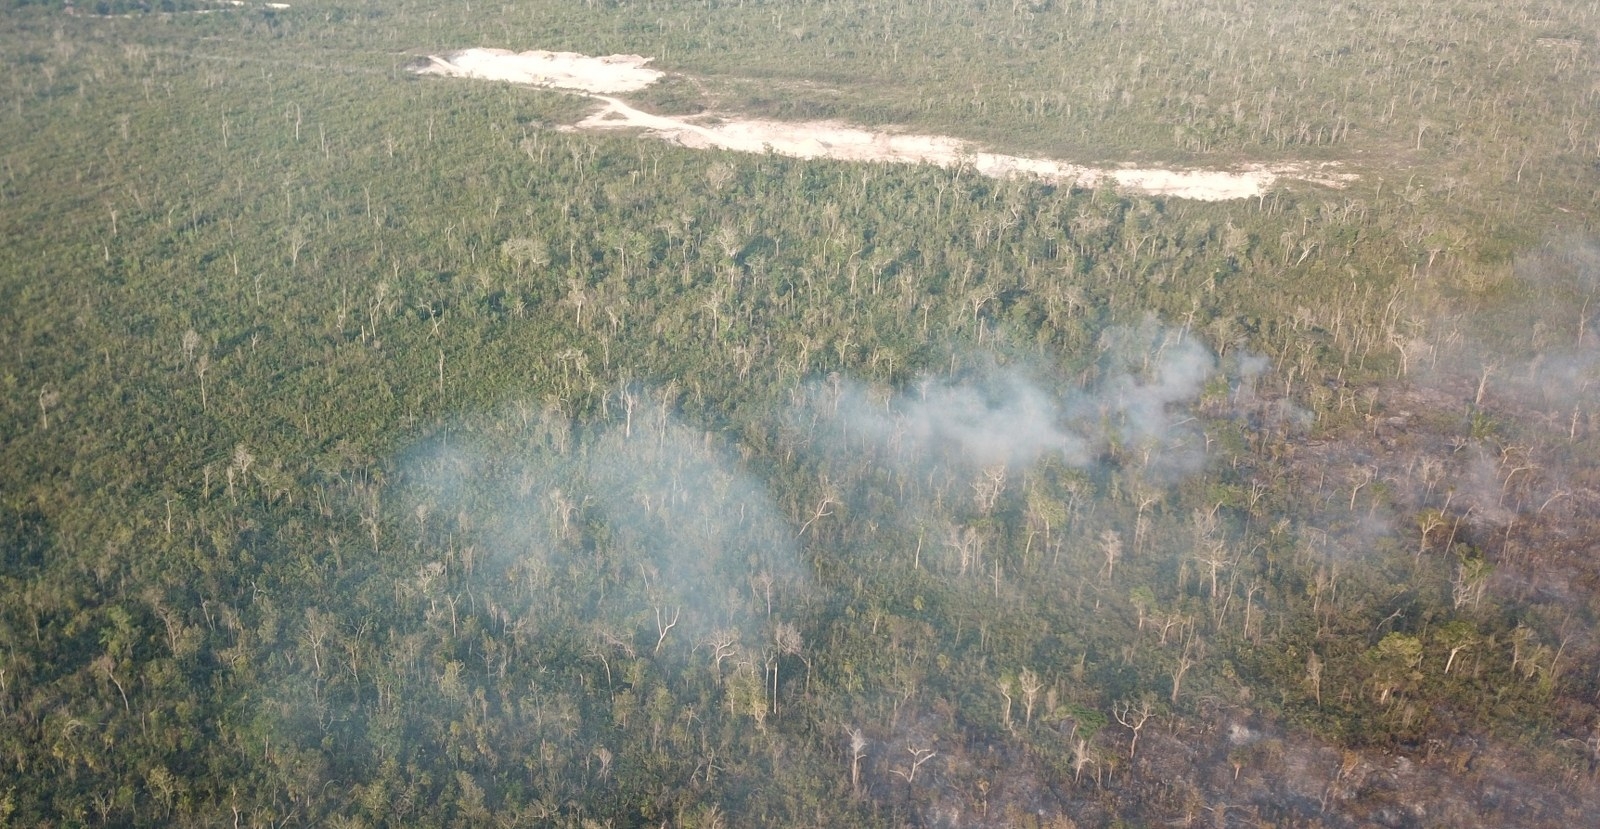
<box><xmin>1437</xmin><ymin>621</ymin><xmax>1478</xmax><ymax>675</ymax></box>
<box><xmin>1099</xmin><ymin>529</ymin><xmax>1122</xmax><ymax>582</ymax></box>
<box><xmin>972</xmin><ymin>464</ymin><xmax>1006</xmax><ymax>514</ymax></box>
<box><xmin>796</xmin><ymin>485</ymin><xmax>839</xmax><ymax>540</ymax></box>
<box><xmin>705</xmin><ymin>629</ymin><xmax>740</xmax><ymax>679</ymax></box>
<box><xmin>1129</xmin><ymin>586</ymin><xmax>1157</xmax><ymax>631</ymax></box>
<box><xmin>1019</xmin><ymin>668</ymin><xmax>1044</xmax><ymax>726</ymax></box>
<box><xmin>181</xmin><ymin>328</ymin><xmax>209</xmax><ymax>411</ymax></box>
<box><xmin>1414</xmin><ymin>508</ymin><xmax>1448</xmax><ymax>561</ymax></box>
<box><xmin>653</xmin><ymin>606</ymin><xmax>680</xmax><ymax>655</ymax></box>
<box><xmin>196</xmin><ymin>353</ymin><xmax>211</xmax><ymax>412</ymax></box>
<box><xmin>1367</xmin><ymin>632</ymin><xmax>1423</xmax><ymax>706</ymax></box>
<box><xmin>1170</xmin><ymin>634</ymin><xmax>1203</xmax><ymax>704</ymax></box>
<box><xmin>500</xmin><ymin>237</ymin><xmax>547</xmax><ymax>278</ymax></box>
<box><xmin>771</xmin><ymin>621</ymin><xmax>806</xmax><ymax>714</ymax></box>
<box><xmin>36</xmin><ymin>387</ymin><xmax>59</xmax><ymax>430</ymax></box>
<box><xmin>1070</xmin><ymin>735</ymin><xmax>1096</xmax><ymax>784</ymax></box>
<box><xmin>92</xmin><ymin>654</ymin><xmax>130</xmax><ymax>712</ymax></box>
<box><xmin>847</xmin><ymin>728</ymin><xmax>868</xmax><ymax>796</ymax></box>
<box><xmin>892</xmin><ymin>744</ymin><xmax>938</xmax><ymax>783</ymax></box>
<box><xmin>563</xmin><ymin>277</ymin><xmax>591</xmax><ymax>327</ymax></box>
<box><xmin>1024</xmin><ymin>486</ymin><xmax>1067</xmax><ymax>567</ymax></box>
<box><xmin>997</xmin><ymin>675</ymin><xmax>1014</xmax><ymax>731</ymax></box>
<box><xmin>1113</xmin><ymin>697</ymin><xmax>1155</xmax><ymax>759</ymax></box>
<box><xmin>1305</xmin><ymin>650</ymin><xmax>1323</xmax><ymax>706</ymax></box>
<box><xmin>1451</xmin><ymin>550</ymin><xmax>1491</xmax><ymax>611</ymax></box>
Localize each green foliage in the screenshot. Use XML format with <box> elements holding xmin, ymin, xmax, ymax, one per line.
<box><xmin>0</xmin><ymin>0</ymin><xmax>1597</xmax><ymax>826</ymax></box>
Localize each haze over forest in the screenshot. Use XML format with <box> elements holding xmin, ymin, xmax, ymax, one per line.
<box><xmin>1</xmin><ymin>0</ymin><xmax>1598</xmax><ymax>826</ymax></box>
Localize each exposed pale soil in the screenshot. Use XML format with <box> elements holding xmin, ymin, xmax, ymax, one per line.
<box><xmin>415</xmin><ymin>48</ymin><xmax>1354</xmax><ymax>201</ymax></box>
<box><xmin>572</xmin><ymin>92</ymin><xmax>1351</xmax><ymax>200</ymax></box>
<box><xmin>415</xmin><ymin>48</ymin><xmax>664</xmax><ymax>94</ymax></box>
<box><xmin>70</xmin><ymin>0</ymin><xmax>290</xmax><ymax>15</ymax></box>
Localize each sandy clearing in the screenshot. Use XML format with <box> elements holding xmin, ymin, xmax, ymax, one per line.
<box><xmin>416</xmin><ymin>48</ymin><xmax>663</xmax><ymax>94</ymax></box>
<box><xmin>73</xmin><ymin>1</ymin><xmax>289</xmax><ymax>16</ymax></box>
<box><xmin>573</xmin><ymin>95</ymin><xmax>1352</xmax><ymax>201</ymax></box>
<box><xmin>416</xmin><ymin>49</ymin><xmax>1352</xmax><ymax>201</ymax></box>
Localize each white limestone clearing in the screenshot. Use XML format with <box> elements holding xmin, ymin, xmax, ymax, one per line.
<box><xmin>416</xmin><ymin>48</ymin><xmax>1354</xmax><ymax>201</ymax></box>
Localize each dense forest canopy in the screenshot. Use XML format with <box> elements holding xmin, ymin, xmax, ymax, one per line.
<box><xmin>1</xmin><ymin>0</ymin><xmax>1598</xmax><ymax>826</ymax></box>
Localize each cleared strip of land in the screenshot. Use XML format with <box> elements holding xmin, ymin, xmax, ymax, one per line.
<box><xmin>417</xmin><ymin>48</ymin><xmax>1354</xmax><ymax>201</ymax></box>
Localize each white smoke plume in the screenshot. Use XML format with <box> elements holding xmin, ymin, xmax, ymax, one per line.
<box><xmin>397</xmin><ymin>392</ymin><xmax>803</xmax><ymax>649</ymax></box>
<box><xmin>796</xmin><ymin>317</ymin><xmax>1218</xmax><ymax>477</ymax></box>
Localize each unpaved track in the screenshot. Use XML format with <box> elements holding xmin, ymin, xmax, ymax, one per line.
<box><xmin>418</xmin><ymin>48</ymin><xmax>1354</xmax><ymax>201</ymax></box>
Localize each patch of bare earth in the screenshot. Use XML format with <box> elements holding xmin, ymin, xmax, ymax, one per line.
<box><xmin>415</xmin><ymin>48</ymin><xmax>1355</xmax><ymax>202</ymax></box>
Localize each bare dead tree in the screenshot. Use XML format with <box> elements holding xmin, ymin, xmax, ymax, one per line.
<box><xmin>1019</xmin><ymin>668</ymin><xmax>1044</xmax><ymax>726</ymax></box>
<box><xmin>891</xmin><ymin>745</ymin><xmax>938</xmax><ymax>783</ymax></box>
<box><xmin>93</xmin><ymin>655</ymin><xmax>130</xmax><ymax>712</ymax></box>
<box><xmin>751</xmin><ymin>572</ymin><xmax>776</xmax><ymax>617</ymax></box>
<box><xmin>302</xmin><ymin>608</ymin><xmax>332</xmax><ymax>682</ymax></box>
<box><xmin>1475</xmin><ymin>361</ymin><xmax>1497</xmax><ymax>406</ymax></box>
<box><xmin>796</xmin><ymin>489</ymin><xmax>838</xmax><ymax>540</ymax></box>
<box><xmin>654</xmin><ymin>606</ymin><xmax>680</xmax><ymax>655</ymax></box>
<box><xmin>1071</xmin><ymin>736</ymin><xmax>1096</xmax><ymax>784</ymax></box>
<box><xmin>947</xmin><ymin>523</ymin><xmax>982</xmax><ymax>577</ymax></box>
<box><xmin>972</xmin><ymin>464</ymin><xmax>1007</xmax><ymax>514</ymax></box>
<box><xmin>1305</xmin><ymin>650</ymin><xmax>1323</xmax><ymax>706</ymax></box>
<box><xmin>1157</xmin><ymin>611</ymin><xmax>1189</xmax><ymax>646</ymax></box>
<box><xmin>600</xmin><ymin>629</ymin><xmax>638</xmax><ymax>659</ymax></box>
<box><xmin>1171</xmin><ymin>634</ymin><xmax>1203</xmax><ymax>704</ymax></box>
<box><xmin>196</xmin><ymin>353</ymin><xmax>210</xmax><ymax>413</ymax></box>
<box><xmin>997</xmin><ymin>676</ymin><xmax>1014</xmax><ymax>732</ymax></box>
<box><xmin>705</xmin><ymin>629</ymin><xmax>739</xmax><ymax>676</ymax></box>
<box><xmin>771</xmin><ymin>621</ymin><xmax>808</xmax><ymax>711</ymax></box>
<box><xmin>564</xmin><ymin>277</ymin><xmax>591</xmax><ymax>327</ymax></box>
<box><xmin>1194</xmin><ymin>544</ymin><xmax>1232</xmax><ymax>602</ymax></box>
<box><xmin>1441</xmin><ymin>626</ymin><xmax>1478</xmax><ymax>675</ymax></box>
<box><xmin>37</xmin><ymin>387</ymin><xmax>60</xmax><ymax>430</ymax></box>
<box><xmin>1113</xmin><ymin>697</ymin><xmax>1155</xmax><ymax>759</ymax></box>
<box><xmin>848</xmin><ymin>728</ymin><xmax>868</xmax><ymax>796</ymax></box>
<box><xmin>1099</xmin><ymin>529</ymin><xmax>1123</xmax><ymax>582</ymax></box>
<box><xmin>1415</xmin><ymin>509</ymin><xmax>1448</xmax><ymax>561</ymax></box>
<box><xmin>619</xmin><ymin>382</ymin><xmax>637</xmax><ymax>439</ymax></box>
<box><xmin>1348</xmin><ymin>465</ymin><xmax>1376</xmax><ymax>511</ymax></box>
<box><xmin>587</xmin><ymin>642</ymin><xmax>613</xmax><ymax>688</ymax></box>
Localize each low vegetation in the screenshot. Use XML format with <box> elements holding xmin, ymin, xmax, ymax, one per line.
<box><xmin>1</xmin><ymin>0</ymin><xmax>1597</xmax><ymax>826</ymax></box>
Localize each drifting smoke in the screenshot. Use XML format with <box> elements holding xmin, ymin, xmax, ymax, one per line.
<box><xmin>398</xmin><ymin>392</ymin><xmax>802</xmax><ymax>647</ymax></box>
<box><xmin>391</xmin><ymin>319</ymin><xmax>1225</xmax><ymax>646</ymax></box>
<box><xmin>581</xmin><ymin>403</ymin><xmax>803</xmax><ymax>625</ymax></box>
<box><xmin>797</xmin><ymin>318</ymin><xmax>1219</xmax><ymax>479</ymax></box>
<box><xmin>387</xmin><ymin>316</ymin><xmax>1247</xmax><ymax>669</ymax></box>
<box><xmin>818</xmin><ymin>363</ymin><xmax>1094</xmax><ymax>469</ymax></box>
<box><xmin>1500</xmin><ymin>239</ymin><xmax>1600</xmax><ymax>413</ymax></box>
<box><xmin>1386</xmin><ymin>237</ymin><xmax>1600</xmax><ymax>539</ymax></box>
<box><xmin>1082</xmin><ymin>320</ymin><xmax>1218</xmax><ymax>475</ymax></box>
<box><xmin>1230</xmin><ymin>349</ymin><xmax>1314</xmax><ymax>440</ymax></box>
<box><xmin>1417</xmin><ymin>237</ymin><xmax>1600</xmax><ymax>414</ymax></box>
